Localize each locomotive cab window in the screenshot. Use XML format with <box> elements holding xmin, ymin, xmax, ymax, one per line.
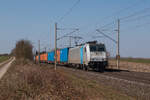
<box><xmin>90</xmin><ymin>45</ymin><xmax>105</xmax><ymax>52</ymax></box>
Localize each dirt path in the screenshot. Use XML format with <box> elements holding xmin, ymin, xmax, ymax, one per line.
<box><xmin>0</xmin><ymin>57</ymin><xmax>15</xmax><ymax>80</ymax></box>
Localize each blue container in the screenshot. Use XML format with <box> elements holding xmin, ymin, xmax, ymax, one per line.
<box><xmin>60</xmin><ymin>48</ymin><xmax>69</xmax><ymax>63</ymax></box>
<box><xmin>47</xmin><ymin>51</ymin><xmax>55</xmax><ymax>62</ymax></box>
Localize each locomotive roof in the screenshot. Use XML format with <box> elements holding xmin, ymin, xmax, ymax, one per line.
<box><xmin>77</xmin><ymin>40</ymin><xmax>104</xmax><ymax>46</ymax></box>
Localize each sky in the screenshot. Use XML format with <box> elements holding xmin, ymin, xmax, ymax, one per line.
<box><xmin>0</xmin><ymin>0</ymin><xmax>150</xmax><ymax>58</ymax></box>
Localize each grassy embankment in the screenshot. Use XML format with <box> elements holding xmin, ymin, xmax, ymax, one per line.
<box><xmin>0</xmin><ymin>60</ymin><xmax>134</xmax><ymax>100</ymax></box>
<box><xmin>0</xmin><ymin>56</ymin><xmax>10</xmax><ymax>63</ymax></box>
<box><xmin>60</xmin><ymin>69</ymin><xmax>134</xmax><ymax>100</ymax></box>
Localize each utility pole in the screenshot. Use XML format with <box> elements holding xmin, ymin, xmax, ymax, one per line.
<box><xmin>69</xmin><ymin>36</ymin><xmax>72</xmax><ymax>47</ymax></box>
<box><xmin>45</xmin><ymin>47</ymin><xmax>46</xmax><ymax>52</ymax></box>
<box><xmin>38</xmin><ymin>40</ymin><xmax>40</xmax><ymax>63</ymax></box>
<box><xmin>50</xmin><ymin>24</ymin><xmax>51</xmax><ymax>51</ymax></box>
<box><xmin>117</xmin><ymin>19</ymin><xmax>120</xmax><ymax>69</ymax></box>
<box><xmin>55</xmin><ymin>23</ymin><xmax>57</xmax><ymax>70</ymax></box>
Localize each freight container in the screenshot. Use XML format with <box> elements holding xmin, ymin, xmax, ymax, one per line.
<box><xmin>60</xmin><ymin>48</ymin><xmax>69</xmax><ymax>63</ymax></box>
<box><xmin>43</xmin><ymin>53</ymin><xmax>48</xmax><ymax>61</ymax></box>
<box><xmin>57</xmin><ymin>49</ymin><xmax>60</xmax><ymax>62</ymax></box>
<box><xmin>47</xmin><ymin>51</ymin><xmax>55</xmax><ymax>62</ymax></box>
<box><xmin>40</xmin><ymin>53</ymin><xmax>47</xmax><ymax>62</ymax></box>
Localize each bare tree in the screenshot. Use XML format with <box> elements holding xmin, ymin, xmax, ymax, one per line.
<box><xmin>14</xmin><ymin>39</ymin><xmax>33</xmax><ymax>60</ymax></box>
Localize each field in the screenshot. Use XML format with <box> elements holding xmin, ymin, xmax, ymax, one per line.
<box><xmin>122</xmin><ymin>58</ymin><xmax>150</xmax><ymax>63</ymax></box>
<box><xmin>111</xmin><ymin>58</ymin><xmax>150</xmax><ymax>64</ymax></box>
<box><xmin>0</xmin><ymin>60</ymin><xmax>134</xmax><ymax>100</ymax></box>
<box><xmin>0</xmin><ymin>56</ymin><xmax>9</xmax><ymax>63</ymax></box>
<box><xmin>109</xmin><ymin>58</ymin><xmax>150</xmax><ymax>72</ymax></box>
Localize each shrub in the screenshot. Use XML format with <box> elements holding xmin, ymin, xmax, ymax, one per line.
<box><xmin>14</xmin><ymin>39</ymin><xmax>33</xmax><ymax>60</ymax></box>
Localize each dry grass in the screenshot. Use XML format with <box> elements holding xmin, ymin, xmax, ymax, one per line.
<box><xmin>0</xmin><ymin>60</ymin><xmax>84</xmax><ymax>100</ymax></box>
<box><xmin>0</xmin><ymin>60</ymin><xmax>133</xmax><ymax>100</ymax></box>
<box><xmin>109</xmin><ymin>59</ymin><xmax>150</xmax><ymax>72</ymax></box>
<box><xmin>59</xmin><ymin>68</ymin><xmax>134</xmax><ymax>100</ymax></box>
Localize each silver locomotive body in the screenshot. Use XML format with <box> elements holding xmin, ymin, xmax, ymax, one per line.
<box><xmin>68</xmin><ymin>42</ymin><xmax>108</xmax><ymax>72</ymax></box>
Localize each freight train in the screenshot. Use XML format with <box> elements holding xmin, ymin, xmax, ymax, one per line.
<box><xmin>35</xmin><ymin>41</ymin><xmax>108</xmax><ymax>72</ymax></box>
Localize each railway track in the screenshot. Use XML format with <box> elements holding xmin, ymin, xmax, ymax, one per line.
<box><xmin>59</xmin><ymin>65</ymin><xmax>150</xmax><ymax>86</ymax></box>
<box><xmin>103</xmin><ymin>69</ymin><xmax>150</xmax><ymax>85</ymax></box>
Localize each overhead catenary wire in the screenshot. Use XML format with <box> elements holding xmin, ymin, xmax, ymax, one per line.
<box><xmin>59</xmin><ymin>0</ymin><xmax>148</xmax><ymax>49</ymax></box>
<box><xmin>57</xmin><ymin>29</ymin><xmax>79</xmax><ymax>40</ymax></box>
<box><xmin>82</xmin><ymin>0</ymin><xmax>145</xmax><ymax>32</ymax></box>
<box><xmin>56</xmin><ymin>28</ymin><xmax>79</xmax><ymax>30</ymax></box>
<box><xmin>59</xmin><ymin>0</ymin><xmax>80</xmax><ymax>22</ymax></box>
<box><xmin>109</xmin><ymin>0</ymin><xmax>145</xmax><ymax>16</ymax></box>
<box><xmin>122</xmin><ymin>21</ymin><xmax>150</xmax><ymax>32</ymax></box>
<box><xmin>96</xmin><ymin>29</ymin><xmax>117</xmax><ymax>44</ymax></box>
<box><xmin>99</xmin><ymin>21</ymin><xmax>115</xmax><ymax>29</ymax></box>
<box><xmin>55</xmin><ymin>0</ymin><xmax>80</xmax><ymax>49</ymax></box>
<box><xmin>121</xmin><ymin>13</ymin><xmax>150</xmax><ymax>23</ymax></box>
<box><xmin>99</xmin><ymin>0</ymin><xmax>145</xmax><ymax>21</ymax></box>
<box><xmin>57</xmin><ymin>0</ymin><xmax>145</xmax><ymax>42</ymax></box>
<box><xmin>99</xmin><ymin>7</ymin><xmax>150</xmax><ymax>30</ymax></box>
<box><xmin>97</xmin><ymin>7</ymin><xmax>150</xmax><ymax>34</ymax></box>
<box><xmin>89</xmin><ymin>7</ymin><xmax>150</xmax><ymax>54</ymax></box>
<box><xmin>120</xmin><ymin>7</ymin><xmax>150</xmax><ymax>20</ymax></box>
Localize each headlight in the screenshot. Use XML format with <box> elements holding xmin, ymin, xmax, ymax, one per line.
<box><xmin>91</xmin><ymin>58</ymin><xmax>107</xmax><ymax>61</ymax></box>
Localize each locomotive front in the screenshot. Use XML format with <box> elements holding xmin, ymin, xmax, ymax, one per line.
<box><xmin>88</xmin><ymin>43</ymin><xmax>108</xmax><ymax>72</ymax></box>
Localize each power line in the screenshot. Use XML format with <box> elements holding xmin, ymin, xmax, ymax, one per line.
<box><xmin>121</xmin><ymin>13</ymin><xmax>150</xmax><ymax>23</ymax></box>
<box><xmin>57</xmin><ymin>29</ymin><xmax>79</xmax><ymax>40</ymax></box>
<box><xmin>57</xmin><ymin>28</ymin><xmax>79</xmax><ymax>30</ymax></box>
<box><xmin>97</xmin><ymin>6</ymin><xmax>150</xmax><ymax>36</ymax></box>
<box><xmin>106</xmin><ymin>0</ymin><xmax>145</xmax><ymax>18</ymax></box>
<box><xmin>89</xmin><ymin>0</ymin><xmax>144</xmax><ymax>30</ymax></box>
<box><xmin>120</xmin><ymin>7</ymin><xmax>150</xmax><ymax>20</ymax></box>
<box><xmin>62</xmin><ymin>0</ymin><xmax>144</xmax><ymax>39</ymax></box>
<box><xmin>100</xmin><ymin>21</ymin><xmax>115</xmax><ymax>29</ymax></box>
<box><xmin>99</xmin><ymin>7</ymin><xmax>150</xmax><ymax>30</ymax></box>
<box><xmin>78</xmin><ymin>20</ymin><xmax>115</xmax><ymax>40</ymax></box>
<box><xmin>96</xmin><ymin>29</ymin><xmax>117</xmax><ymax>43</ymax></box>
<box><xmin>59</xmin><ymin>0</ymin><xmax>80</xmax><ymax>22</ymax></box>
<box><xmin>122</xmin><ymin>21</ymin><xmax>150</xmax><ymax>32</ymax></box>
